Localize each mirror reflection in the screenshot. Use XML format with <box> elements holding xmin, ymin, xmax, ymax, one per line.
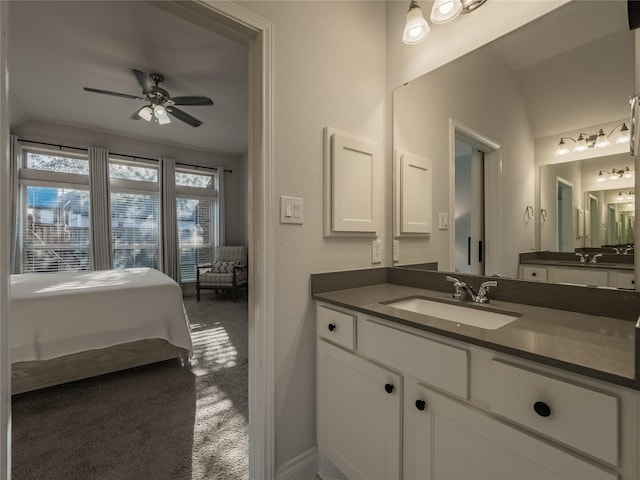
<box><xmin>392</xmin><ymin>0</ymin><xmax>636</xmax><ymax>288</ymax></box>
<box><xmin>540</xmin><ymin>154</ymin><xmax>635</xmax><ymax>252</ymax></box>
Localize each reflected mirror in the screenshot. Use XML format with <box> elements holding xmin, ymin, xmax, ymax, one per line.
<box><xmin>392</xmin><ymin>0</ymin><xmax>636</xmax><ymax>287</ymax></box>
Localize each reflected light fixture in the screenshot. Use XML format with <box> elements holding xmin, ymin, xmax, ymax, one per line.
<box><xmin>596</xmin><ymin>166</ymin><xmax>634</xmax><ymax>182</ymax></box>
<box><xmin>403</xmin><ymin>0</ymin><xmax>430</xmax><ymax>45</ymax></box>
<box><xmin>554</xmin><ymin>123</ymin><xmax>629</xmax><ymax>156</ymax></box>
<box><xmin>431</xmin><ymin>0</ymin><xmax>462</xmax><ymax>23</ymax></box>
<box><xmin>138</xmin><ymin>103</ymin><xmax>171</xmax><ymax>125</ymax></box>
<box><xmin>402</xmin><ymin>0</ymin><xmax>486</xmax><ymax>45</ymax></box>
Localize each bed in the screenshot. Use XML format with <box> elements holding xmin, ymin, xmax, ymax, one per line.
<box><xmin>10</xmin><ymin>268</ymin><xmax>193</xmax><ymax>394</ymax></box>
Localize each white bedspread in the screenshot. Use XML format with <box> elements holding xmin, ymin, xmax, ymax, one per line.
<box><xmin>9</xmin><ymin>268</ymin><xmax>193</xmax><ymax>363</ymax></box>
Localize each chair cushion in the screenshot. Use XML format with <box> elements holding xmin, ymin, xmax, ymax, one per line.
<box><xmin>210</xmin><ymin>260</ymin><xmax>237</xmax><ymax>273</ymax></box>
<box><xmin>199</xmin><ymin>272</ymin><xmax>234</xmax><ymax>287</ymax></box>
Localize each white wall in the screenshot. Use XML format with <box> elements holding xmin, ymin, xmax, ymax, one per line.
<box><xmin>11</xmin><ymin>119</ymin><xmax>248</xmax><ymax>246</ymax></box>
<box><xmin>237</xmin><ymin>0</ymin><xmax>388</xmax><ymax>469</ymax></box>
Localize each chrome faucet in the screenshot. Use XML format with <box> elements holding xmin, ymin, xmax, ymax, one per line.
<box><xmin>445</xmin><ymin>276</ymin><xmax>497</xmax><ymax>304</ymax></box>
<box><xmin>476</xmin><ymin>280</ymin><xmax>497</xmax><ymax>304</ymax></box>
<box><xmin>575</xmin><ymin>252</ymin><xmax>588</xmax><ymax>263</ymax></box>
<box><xmin>624</xmin><ymin>247</ymin><xmax>634</xmax><ymax>254</ymax></box>
<box><xmin>590</xmin><ymin>253</ymin><xmax>603</xmax><ymax>264</ymax></box>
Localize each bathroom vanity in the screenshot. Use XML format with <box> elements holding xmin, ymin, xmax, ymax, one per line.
<box><xmin>518</xmin><ymin>252</ymin><xmax>635</xmax><ymax>289</ymax></box>
<box><xmin>312</xmin><ymin>268</ymin><xmax>640</xmax><ymax>480</ymax></box>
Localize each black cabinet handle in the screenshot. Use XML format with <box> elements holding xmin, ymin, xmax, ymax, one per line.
<box><xmin>328</xmin><ymin>323</ymin><xmax>336</xmax><ymax>332</ymax></box>
<box><xmin>384</xmin><ymin>383</ymin><xmax>394</xmax><ymax>394</ymax></box>
<box><xmin>532</xmin><ymin>272</ymin><xmax>537</xmax><ymax>277</ymax></box>
<box><xmin>415</xmin><ymin>399</ymin><xmax>427</xmax><ymax>411</ymax></box>
<box><xmin>533</xmin><ymin>401</ymin><xmax>551</xmax><ymax>417</ymax></box>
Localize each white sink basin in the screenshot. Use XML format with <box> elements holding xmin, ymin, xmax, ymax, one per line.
<box><xmin>385</xmin><ymin>297</ymin><xmax>520</xmax><ymax>330</ymax></box>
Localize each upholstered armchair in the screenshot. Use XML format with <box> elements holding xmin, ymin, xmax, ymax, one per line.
<box><xmin>196</xmin><ymin>246</ymin><xmax>248</xmax><ymax>302</ymax></box>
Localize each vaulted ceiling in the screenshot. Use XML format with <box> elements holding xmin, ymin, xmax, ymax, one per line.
<box><xmin>8</xmin><ymin>1</ymin><xmax>249</xmax><ymax>155</ymax></box>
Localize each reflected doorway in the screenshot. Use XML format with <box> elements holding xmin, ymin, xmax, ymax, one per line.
<box><xmin>454</xmin><ymin>136</ymin><xmax>485</xmax><ymax>274</ymax></box>
<box><xmin>557</xmin><ymin>178</ymin><xmax>573</xmax><ymax>252</ymax></box>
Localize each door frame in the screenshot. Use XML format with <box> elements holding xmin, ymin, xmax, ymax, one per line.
<box><xmin>448</xmin><ymin>119</ymin><xmax>502</xmax><ymax>275</ymax></box>
<box><xmin>0</xmin><ymin>1</ymin><xmax>276</xmax><ymax>479</ymax></box>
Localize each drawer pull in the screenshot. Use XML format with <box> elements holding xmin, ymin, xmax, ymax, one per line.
<box><xmin>384</xmin><ymin>383</ymin><xmax>394</xmax><ymax>394</ymax></box>
<box><xmin>533</xmin><ymin>401</ymin><xmax>551</xmax><ymax>417</ymax></box>
<box><xmin>415</xmin><ymin>399</ymin><xmax>427</xmax><ymax>411</ymax></box>
<box><xmin>532</xmin><ymin>272</ymin><xmax>537</xmax><ymax>277</ymax></box>
<box><xmin>327</xmin><ymin>323</ymin><xmax>336</xmax><ymax>332</ymax></box>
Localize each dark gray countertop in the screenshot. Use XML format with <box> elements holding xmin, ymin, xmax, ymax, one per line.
<box><xmin>312</xmin><ymin>273</ymin><xmax>640</xmax><ymax>391</ymax></box>
<box><xmin>519</xmin><ymin>259</ymin><xmax>634</xmax><ymax>270</ymax></box>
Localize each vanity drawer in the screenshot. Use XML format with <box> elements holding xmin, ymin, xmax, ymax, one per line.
<box><xmin>317</xmin><ymin>304</ymin><xmax>356</xmax><ymax>350</ymax></box>
<box><xmin>521</xmin><ymin>266</ymin><xmax>547</xmax><ymax>282</ymax></box>
<box><xmin>615</xmin><ymin>272</ymin><xmax>635</xmax><ymax>289</ymax></box>
<box><xmin>358</xmin><ymin>318</ymin><xmax>468</xmax><ymax>399</ymax></box>
<box><xmin>489</xmin><ymin>360</ymin><xmax>619</xmax><ymax>465</ymax></box>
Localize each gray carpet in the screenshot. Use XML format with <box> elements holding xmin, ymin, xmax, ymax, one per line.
<box><xmin>11</xmin><ymin>284</ymin><xmax>249</xmax><ymax>480</ymax></box>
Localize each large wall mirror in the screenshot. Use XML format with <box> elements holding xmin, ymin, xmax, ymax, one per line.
<box><xmin>392</xmin><ymin>0</ymin><xmax>637</xmax><ymax>287</ymax></box>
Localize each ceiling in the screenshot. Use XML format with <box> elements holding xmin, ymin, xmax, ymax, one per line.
<box><xmin>489</xmin><ymin>0</ymin><xmax>634</xmax><ymax>140</ymax></box>
<box><xmin>8</xmin><ymin>1</ymin><xmax>249</xmax><ymax>155</ymax></box>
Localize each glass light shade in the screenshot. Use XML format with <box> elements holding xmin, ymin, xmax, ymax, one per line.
<box><xmin>615</xmin><ymin>124</ymin><xmax>630</xmax><ymax>144</ymax></box>
<box><xmin>595</xmin><ymin>129</ymin><xmax>610</xmax><ymax>148</ymax></box>
<box><xmin>403</xmin><ymin>4</ymin><xmax>430</xmax><ymax>44</ymax></box>
<box><xmin>431</xmin><ymin>0</ymin><xmax>462</xmax><ymax>23</ymax></box>
<box><xmin>138</xmin><ymin>106</ymin><xmax>153</xmax><ymax>122</ymax></box>
<box><xmin>596</xmin><ymin>171</ymin><xmax>605</xmax><ymax>182</ymax></box>
<box><xmin>573</xmin><ymin>135</ymin><xmax>588</xmax><ymax>152</ymax></box>
<box><xmin>154</xmin><ymin>105</ymin><xmax>171</xmax><ymax>125</ymax></box>
<box><xmin>555</xmin><ymin>138</ymin><xmax>569</xmax><ymax>156</ymax></box>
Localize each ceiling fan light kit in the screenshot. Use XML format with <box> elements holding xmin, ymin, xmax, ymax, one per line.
<box><xmin>84</xmin><ymin>69</ymin><xmax>213</xmax><ymax>127</ymax></box>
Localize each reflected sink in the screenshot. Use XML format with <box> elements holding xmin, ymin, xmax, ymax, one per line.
<box><xmin>384</xmin><ymin>297</ymin><xmax>520</xmax><ymax>330</ymax></box>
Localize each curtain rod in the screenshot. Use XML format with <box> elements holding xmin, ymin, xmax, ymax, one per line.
<box><xmin>18</xmin><ymin>139</ymin><xmax>233</xmax><ymax>173</ymax></box>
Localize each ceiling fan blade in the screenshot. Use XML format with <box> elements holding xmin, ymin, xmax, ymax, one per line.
<box><xmin>167</xmin><ymin>107</ymin><xmax>203</xmax><ymax>127</ymax></box>
<box><xmin>84</xmin><ymin>87</ymin><xmax>142</xmax><ymax>101</ymax></box>
<box><xmin>171</xmin><ymin>96</ymin><xmax>214</xmax><ymax>106</ymax></box>
<box><xmin>132</xmin><ymin>69</ymin><xmax>152</xmax><ymax>93</ymax></box>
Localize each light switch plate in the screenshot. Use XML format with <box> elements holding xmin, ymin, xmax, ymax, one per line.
<box><xmin>280</xmin><ymin>196</ymin><xmax>304</xmax><ymax>224</ymax></box>
<box><xmin>438</xmin><ymin>212</ymin><xmax>449</xmax><ymax>230</ymax></box>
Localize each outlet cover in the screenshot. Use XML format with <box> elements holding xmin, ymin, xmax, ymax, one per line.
<box><xmin>393</xmin><ymin>240</ymin><xmax>400</xmax><ymax>262</ymax></box>
<box><xmin>372</xmin><ymin>240</ymin><xmax>382</xmax><ymax>264</ymax></box>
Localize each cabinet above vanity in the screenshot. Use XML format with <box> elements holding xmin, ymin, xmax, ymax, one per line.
<box><xmin>312</xmin><ymin>267</ymin><xmax>640</xmax><ymax>480</ymax></box>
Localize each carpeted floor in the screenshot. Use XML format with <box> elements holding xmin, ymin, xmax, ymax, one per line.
<box><xmin>11</xmin><ymin>284</ymin><xmax>249</xmax><ymax>480</ymax></box>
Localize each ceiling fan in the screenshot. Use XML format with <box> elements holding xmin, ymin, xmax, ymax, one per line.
<box><xmin>83</xmin><ymin>69</ymin><xmax>213</xmax><ymax>127</ymax></box>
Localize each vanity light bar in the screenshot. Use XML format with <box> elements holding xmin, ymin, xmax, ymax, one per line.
<box><xmin>554</xmin><ymin>123</ymin><xmax>629</xmax><ymax>156</ymax></box>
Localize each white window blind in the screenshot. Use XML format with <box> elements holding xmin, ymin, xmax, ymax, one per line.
<box><xmin>109</xmin><ymin>159</ymin><xmax>160</xmax><ymax>269</ymax></box>
<box><xmin>176</xmin><ymin>169</ymin><xmax>218</xmax><ymax>283</ymax></box>
<box><xmin>19</xmin><ymin>150</ymin><xmax>91</xmax><ymax>273</ymax></box>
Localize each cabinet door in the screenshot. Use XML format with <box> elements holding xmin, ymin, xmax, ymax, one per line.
<box><xmin>405</xmin><ymin>382</ymin><xmax>617</xmax><ymax>480</ymax></box>
<box><xmin>318</xmin><ymin>340</ymin><xmax>402</xmax><ymax>480</ymax></box>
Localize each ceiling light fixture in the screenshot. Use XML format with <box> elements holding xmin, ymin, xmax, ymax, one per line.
<box><xmin>138</xmin><ymin>103</ymin><xmax>171</xmax><ymax>125</ymax></box>
<box><xmin>554</xmin><ymin>123</ymin><xmax>629</xmax><ymax>156</ymax></box>
<box><xmin>431</xmin><ymin>0</ymin><xmax>462</xmax><ymax>23</ymax></box>
<box><xmin>402</xmin><ymin>0</ymin><xmax>485</xmax><ymax>45</ymax></box>
<box><xmin>403</xmin><ymin>0</ymin><xmax>430</xmax><ymax>45</ymax></box>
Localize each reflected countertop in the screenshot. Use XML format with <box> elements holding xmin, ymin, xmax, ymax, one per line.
<box><xmin>312</xmin><ymin>279</ymin><xmax>639</xmax><ymax>391</ymax></box>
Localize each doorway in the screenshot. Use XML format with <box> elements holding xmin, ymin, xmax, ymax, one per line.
<box><xmin>556</xmin><ymin>178</ymin><xmax>573</xmax><ymax>252</ymax></box>
<box><xmin>454</xmin><ymin>136</ymin><xmax>485</xmax><ymax>274</ymax></box>
<box><xmin>0</xmin><ymin>2</ymin><xmax>275</xmax><ymax>479</ymax></box>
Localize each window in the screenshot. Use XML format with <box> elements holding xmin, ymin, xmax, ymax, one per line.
<box><xmin>176</xmin><ymin>169</ymin><xmax>218</xmax><ymax>283</ymax></box>
<box><xmin>109</xmin><ymin>159</ymin><xmax>160</xmax><ymax>269</ymax></box>
<box><xmin>16</xmin><ymin>146</ymin><xmax>223</xmax><ymax>281</ymax></box>
<box><xmin>19</xmin><ymin>150</ymin><xmax>91</xmax><ymax>273</ymax></box>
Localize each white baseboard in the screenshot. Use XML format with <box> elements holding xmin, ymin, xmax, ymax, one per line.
<box><xmin>276</xmin><ymin>447</ymin><xmax>318</xmax><ymax>480</ymax></box>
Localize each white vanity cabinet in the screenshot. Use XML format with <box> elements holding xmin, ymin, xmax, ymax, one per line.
<box><xmin>405</xmin><ymin>381</ymin><xmax>617</xmax><ymax>480</ymax></box>
<box><xmin>518</xmin><ymin>263</ymin><xmax>635</xmax><ymax>288</ymax></box>
<box><xmin>316</xmin><ymin>302</ymin><xmax>637</xmax><ymax>480</ymax></box>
